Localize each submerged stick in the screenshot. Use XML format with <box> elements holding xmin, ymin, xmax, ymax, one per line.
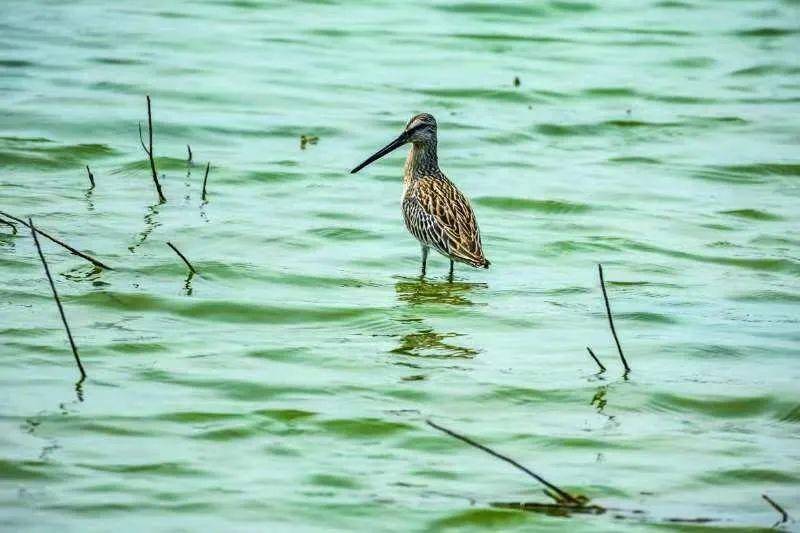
<box><xmin>426</xmin><ymin>420</ymin><xmax>583</xmax><ymax>505</ymax></box>
<box><xmin>598</xmin><ymin>264</ymin><xmax>630</xmax><ymax>374</ymax></box>
<box><xmin>29</xmin><ymin>218</ymin><xmax>87</xmax><ymax>381</ymax></box>
<box><xmin>0</xmin><ymin>211</ymin><xmax>112</xmax><ymax>270</ymax></box>
<box><xmin>586</xmin><ymin>347</ymin><xmax>606</xmax><ymax>373</ymax></box>
<box><xmin>138</xmin><ymin>95</ymin><xmax>166</xmax><ymax>203</ymax></box>
<box><xmin>187</xmin><ymin>144</ymin><xmax>192</xmax><ymax>162</ymax></box>
<box><xmin>201</xmin><ymin>162</ymin><xmax>210</xmax><ymax>201</ymax></box>
<box><xmin>167</xmin><ymin>241</ymin><xmax>196</xmax><ymax>273</ymax></box>
<box><xmin>85</xmin><ymin>165</ymin><xmax>95</xmax><ymax>188</ymax></box>
<box><xmin>762</xmin><ymin>494</ymin><xmax>789</xmax><ymax>525</ymax></box>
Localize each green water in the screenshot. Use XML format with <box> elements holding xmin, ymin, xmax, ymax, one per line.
<box><xmin>1</xmin><ymin>0</ymin><xmax>799</xmax><ymax>530</ymax></box>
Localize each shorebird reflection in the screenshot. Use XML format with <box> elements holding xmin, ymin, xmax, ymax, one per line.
<box><xmin>391</xmin><ymin>278</ymin><xmax>485</xmax><ymax>358</ymax></box>
<box><xmin>395</xmin><ymin>277</ymin><xmax>487</xmax><ymax>307</ymax></box>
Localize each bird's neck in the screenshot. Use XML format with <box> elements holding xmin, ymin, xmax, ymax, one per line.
<box><xmin>404</xmin><ymin>140</ymin><xmax>439</xmax><ymax>182</ymax></box>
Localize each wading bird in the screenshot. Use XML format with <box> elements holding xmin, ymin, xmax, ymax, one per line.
<box><xmin>351</xmin><ymin>113</ymin><xmax>490</xmax><ymax>280</ymax></box>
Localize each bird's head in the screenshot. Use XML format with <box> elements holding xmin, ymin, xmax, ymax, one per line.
<box><xmin>404</xmin><ymin>113</ymin><xmax>437</xmax><ymax>144</ymax></box>
<box><xmin>351</xmin><ymin>113</ymin><xmax>437</xmax><ymax>174</ymax></box>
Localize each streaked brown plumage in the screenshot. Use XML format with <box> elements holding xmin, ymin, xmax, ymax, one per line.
<box><xmin>351</xmin><ymin>113</ymin><xmax>489</xmax><ymax>278</ymax></box>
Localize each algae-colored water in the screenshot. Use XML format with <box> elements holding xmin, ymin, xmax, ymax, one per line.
<box><xmin>1</xmin><ymin>1</ymin><xmax>799</xmax><ymax>531</ymax></box>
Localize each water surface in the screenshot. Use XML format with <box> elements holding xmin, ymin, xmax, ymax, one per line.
<box><xmin>1</xmin><ymin>0</ymin><xmax>799</xmax><ymax>530</ymax></box>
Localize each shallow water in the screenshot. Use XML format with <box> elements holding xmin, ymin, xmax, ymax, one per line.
<box><xmin>1</xmin><ymin>0</ymin><xmax>799</xmax><ymax>531</ymax></box>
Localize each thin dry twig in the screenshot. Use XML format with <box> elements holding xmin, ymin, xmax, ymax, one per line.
<box><xmin>0</xmin><ymin>210</ymin><xmax>112</xmax><ymax>270</ymax></box>
<box><xmin>139</xmin><ymin>95</ymin><xmax>166</xmax><ymax>203</ymax></box>
<box><xmin>586</xmin><ymin>346</ymin><xmax>606</xmax><ymax>373</ymax></box>
<box><xmin>167</xmin><ymin>241</ymin><xmax>197</xmax><ymax>273</ymax></box>
<box><xmin>187</xmin><ymin>144</ymin><xmax>192</xmax><ymax>162</ymax></box>
<box><xmin>85</xmin><ymin>165</ymin><xmax>95</xmax><ymax>188</ymax></box>
<box><xmin>598</xmin><ymin>264</ymin><xmax>630</xmax><ymax>374</ymax></box>
<box><xmin>426</xmin><ymin>420</ymin><xmax>584</xmax><ymax>506</ymax></box>
<box><xmin>762</xmin><ymin>494</ymin><xmax>789</xmax><ymax>526</ymax></box>
<box><xmin>29</xmin><ymin>218</ymin><xmax>87</xmax><ymax>381</ymax></box>
<box><xmin>201</xmin><ymin>162</ymin><xmax>210</xmax><ymax>201</ymax></box>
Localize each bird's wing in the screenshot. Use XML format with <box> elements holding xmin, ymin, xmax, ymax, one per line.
<box><xmin>405</xmin><ymin>176</ymin><xmax>488</xmax><ymax>268</ymax></box>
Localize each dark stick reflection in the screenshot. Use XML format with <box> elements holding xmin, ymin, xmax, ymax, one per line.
<box><xmin>128</xmin><ymin>203</ymin><xmax>160</xmax><ymax>252</ymax></box>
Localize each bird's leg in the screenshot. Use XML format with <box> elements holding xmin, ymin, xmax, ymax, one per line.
<box><xmin>448</xmin><ymin>259</ymin><xmax>454</xmax><ymax>282</ymax></box>
<box><xmin>420</xmin><ymin>246</ymin><xmax>429</xmax><ymax>278</ymax></box>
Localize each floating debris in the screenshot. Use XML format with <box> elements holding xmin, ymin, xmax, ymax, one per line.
<box><xmin>300</xmin><ymin>134</ymin><xmax>319</xmax><ymax>149</ymax></box>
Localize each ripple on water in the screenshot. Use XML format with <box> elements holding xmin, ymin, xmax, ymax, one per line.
<box><xmin>308</xmin><ymin>473</ymin><xmax>361</xmax><ymax>490</ymax></box>
<box><xmin>697</xmin><ymin>468</ymin><xmax>800</xmax><ymax>485</ymax></box>
<box><xmin>73</xmin><ymin>291</ymin><xmax>378</xmax><ymax>324</ymax></box>
<box><xmin>534</xmin><ymin>120</ymin><xmax>681</xmax><ymax>137</ymax></box>
<box><xmin>307</xmin><ymin>227</ymin><xmax>382</xmax><ymax>241</ymax></box>
<box><xmin>474</xmin><ymin>196</ymin><xmax>591</xmax><ymax>214</ymax></box>
<box><xmin>77</xmin><ymin>462</ymin><xmax>202</xmax><ymax>477</ymax></box>
<box><xmin>647</xmin><ymin>392</ymin><xmax>786</xmax><ymax>418</ymax></box>
<box><xmin>433</xmin><ymin>3</ymin><xmax>548</xmax><ymax>17</ymax></box>
<box><xmin>693</xmin><ymin>163</ymin><xmax>800</xmax><ymax>184</ymax></box>
<box><xmin>317</xmin><ymin>417</ymin><xmax>414</xmax><ymax>439</ymax></box>
<box><xmin>0</xmin><ymin>141</ymin><xmax>116</xmax><ymax>170</ymax></box>
<box><xmin>621</xmin><ymin>239</ymin><xmax>800</xmax><ymax>275</ymax></box>
<box><xmin>718</xmin><ymin>209</ymin><xmax>783</xmax><ymax>221</ymax></box>
<box><xmin>730</xmin><ymin>64</ymin><xmax>800</xmax><ymax>77</ymax></box>
<box><xmin>608</xmin><ymin>156</ymin><xmax>662</xmax><ymax>164</ymax></box>
<box><xmin>730</xmin><ymin>290</ymin><xmax>800</xmax><ymax>304</ymax></box>
<box><xmin>732</xmin><ymin>27</ymin><xmax>799</xmax><ymax>38</ymax></box>
<box><xmin>138</xmin><ymin>370</ymin><xmax>322</xmax><ymax>402</ymax></box>
<box><xmin>114</xmin><ymin>156</ymin><xmax>190</xmax><ymax>175</ymax></box>
<box><xmin>429</xmin><ymin>508</ymin><xmax>530</xmax><ymax>530</ymax></box>
<box><xmin>450</xmin><ymin>32</ymin><xmax>573</xmax><ymax>44</ymax></box>
<box><xmin>0</xmin><ymin>459</ymin><xmax>57</xmax><ymax>480</ymax></box>
<box><xmin>419</xmin><ymin>88</ymin><xmax>535</xmax><ymax>104</ymax></box>
<box><xmin>0</xmin><ymin>59</ymin><xmax>36</xmax><ymax>68</ymax></box>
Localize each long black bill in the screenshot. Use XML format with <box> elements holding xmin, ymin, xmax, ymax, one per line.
<box><xmin>350</xmin><ymin>132</ymin><xmax>408</xmax><ymax>174</ymax></box>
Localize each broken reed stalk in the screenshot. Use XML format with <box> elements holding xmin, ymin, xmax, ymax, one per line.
<box><xmin>762</xmin><ymin>494</ymin><xmax>789</xmax><ymax>525</ymax></box>
<box><xmin>586</xmin><ymin>347</ymin><xmax>606</xmax><ymax>373</ymax></box>
<box><xmin>138</xmin><ymin>95</ymin><xmax>166</xmax><ymax>203</ymax></box>
<box><xmin>201</xmin><ymin>162</ymin><xmax>210</xmax><ymax>201</ymax></box>
<box><xmin>29</xmin><ymin>218</ymin><xmax>87</xmax><ymax>381</ymax></box>
<box><xmin>598</xmin><ymin>264</ymin><xmax>630</xmax><ymax>374</ymax></box>
<box><xmin>166</xmin><ymin>241</ymin><xmax>197</xmax><ymax>273</ymax></box>
<box><xmin>187</xmin><ymin>144</ymin><xmax>192</xmax><ymax>162</ymax></box>
<box><xmin>426</xmin><ymin>420</ymin><xmax>583</xmax><ymax>506</ymax></box>
<box><xmin>85</xmin><ymin>165</ymin><xmax>95</xmax><ymax>188</ymax></box>
<box><xmin>0</xmin><ymin>210</ymin><xmax>112</xmax><ymax>270</ymax></box>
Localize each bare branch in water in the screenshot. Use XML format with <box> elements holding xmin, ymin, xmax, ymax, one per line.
<box><xmin>0</xmin><ymin>215</ymin><xmax>18</xmax><ymax>234</ymax></box>
<box><xmin>0</xmin><ymin>211</ymin><xmax>112</xmax><ymax>270</ymax></box>
<box><xmin>426</xmin><ymin>419</ymin><xmax>585</xmax><ymax>506</ymax></box>
<box><xmin>762</xmin><ymin>494</ymin><xmax>789</xmax><ymax>526</ymax></box>
<box><xmin>598</xmin><ymin>264</ymin><xmax>630</xmax><ymax>374</ymax></box>
<box><xmin>29</xmin><ymin>218</ymin><xmax>87</xmax><ymax>381</ymax></box>
<box><xmin>138</xmin><ymin>122</ymin><xmax>149</xmax><ymax>155</ymax></box>
<box><xmin>167</xmin><ymin>241</ymin><xmax>197</xmax><ymax>274</ymax></box>
<box><xmin>586</xmin><ymin>346</ymin><xmax>606</xmax><ymax>373</ymax></box>
<box><xmin>85</xmin><ymin>165</ymin><xmax>95</xmax><ymax>188</ymax></box>
<box><xmin>201</xmin><ymin>162</ymin><xmax>210</xmax><ymax>201</ymax></box>
<box><xmin>140</xmin><ymin>95</ymin><xmax>166</xmax><ymax>203</ymax></box>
